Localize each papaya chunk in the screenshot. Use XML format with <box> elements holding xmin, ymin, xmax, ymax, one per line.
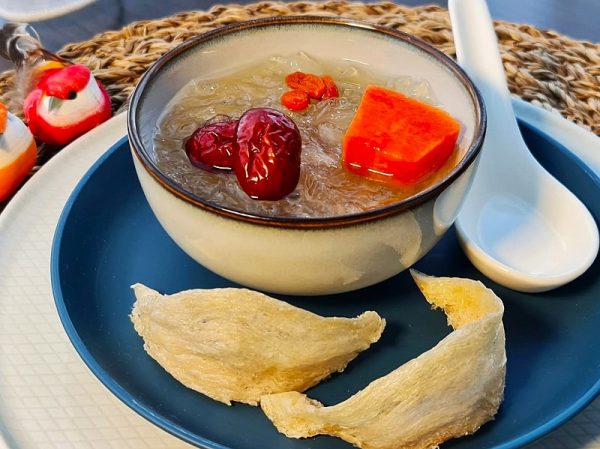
<box><xmin>342</xmin><ymin>85</ymin><xmax>461</xmax><ymax>184</ymax></box>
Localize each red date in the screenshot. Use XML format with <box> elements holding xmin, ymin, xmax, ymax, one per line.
<box><xmin>234</xmin><ymin>108</ymin><xmax>302</xmax><ymax>200</ymax></box>
<box><xmin>185</xmin><ymin>118</ymin><xmax>239</xmax><ymax>172</ymax></box>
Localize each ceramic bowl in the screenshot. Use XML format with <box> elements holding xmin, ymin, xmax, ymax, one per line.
<box><xmin>127</xmin><ymin>16</ymin><xmax>486</xmax><ymax>295</ymax></box>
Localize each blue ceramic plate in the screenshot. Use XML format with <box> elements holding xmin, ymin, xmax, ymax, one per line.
<box><xmin>51</xmin><ymin>121</ymin><xmax>600</xmax><ymax>449</ymax></box>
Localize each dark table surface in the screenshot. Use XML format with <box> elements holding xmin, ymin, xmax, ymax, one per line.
<box><xmin>0</xmin><ymin>0</ymin><xmax>599</xmax><ymax>67</ymax></box>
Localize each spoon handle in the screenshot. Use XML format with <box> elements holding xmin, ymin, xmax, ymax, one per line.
<box><xmin>448</xmin><ymin>0</ymin><xmax>516</xmax><ymax>124</ymax></box>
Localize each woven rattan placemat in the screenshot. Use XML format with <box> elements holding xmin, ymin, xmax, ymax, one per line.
<box><xmin>0</xmin><ymin>0</ymin><xmax>598</xmax><ymax>204</ymax></box>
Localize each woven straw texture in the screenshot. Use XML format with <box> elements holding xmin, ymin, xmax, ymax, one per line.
<box><xmin>0</xmin><ymin>0</ymin><xmax>598</xmax><ymax>207</ymax></box>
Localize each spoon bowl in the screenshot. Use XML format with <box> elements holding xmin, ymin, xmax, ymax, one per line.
<box><xmin>449</xmin><ymin>0</ymin><xmax>599</xmax><ymax>292</ymax></box>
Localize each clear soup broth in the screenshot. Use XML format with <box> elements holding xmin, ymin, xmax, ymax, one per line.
<box><xmin>154</xmin><ymin>52</ymin><xmax>460</xmax><ymax>218</ymax></box>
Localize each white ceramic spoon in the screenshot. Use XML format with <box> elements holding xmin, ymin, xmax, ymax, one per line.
<box><xmin>449</xmin><ymin>0</ymin><xmax>599</xmax><ymax>292</ymax></box>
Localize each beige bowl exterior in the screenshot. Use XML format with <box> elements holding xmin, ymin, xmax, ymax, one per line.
<box><xmin>128</xmin><ymin>17</ymin><xmax>485</xmax><ymax>295</ymax></box>
<box><xmin>132</xmin><ymin>154</ymin><xmax>478</xmax><ymax>295</ymax></box>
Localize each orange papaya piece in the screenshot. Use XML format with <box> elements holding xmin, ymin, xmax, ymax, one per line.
<box><xmin>342</xmin><ymin>85</ymin><xmax>460</xmax><ymax>184</ymax></box>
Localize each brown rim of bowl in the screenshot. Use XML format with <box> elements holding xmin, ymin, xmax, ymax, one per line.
<box><xmin>128</xmin><ymin>15</ymin><xmax>486</xmax><ymax>230</ymax></box>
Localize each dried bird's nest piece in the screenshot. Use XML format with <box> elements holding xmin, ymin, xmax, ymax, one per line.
<box><xmin>130</xmin><ymin>284</ymin><xmax>385</xmax><ymax>405</ymax></box>
<box><xmin>261</xmin><ymin>271</ymin><xmax>506</xmax><ymax>449</ymax></box>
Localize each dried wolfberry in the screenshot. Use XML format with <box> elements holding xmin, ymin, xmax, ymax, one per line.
<box><xmin>281</xmin><ymin>90</ymin><xmax>310</xmax><ymax>111</ymax></box>
<box><xmin>322</xmin><ymin>75</ymin><xmax>340</xmax><ymax>99</ymax></box>
<box><xmin>285</xmin><ymin>71</ymin><xmax>326</xmax><ymax>100</ymax></box>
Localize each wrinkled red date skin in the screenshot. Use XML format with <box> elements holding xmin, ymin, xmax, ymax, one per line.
<box><xmin>234</xmin><ymin>108</ymin><xmax>302</xmax><ymax>200</ymax></box>
<box><xmin>185</xmin><ymin>119</ymin><xmax>239</xmax><ymax>172</ymax></box>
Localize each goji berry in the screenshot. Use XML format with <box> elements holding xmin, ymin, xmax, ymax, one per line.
<box><xmin>281</xmin><ymin>90</ymin><xmax>310</xmax><ymax>111</ymax></box>
<box><xmin>285</xmin><ymin>71</ymin><xmax>326</xmax><ymax>100</ymax></box>
<box><xmin>322</xmin><ymin>75</ymin><xmax>340</xmax><ymax>99</ymax></box>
